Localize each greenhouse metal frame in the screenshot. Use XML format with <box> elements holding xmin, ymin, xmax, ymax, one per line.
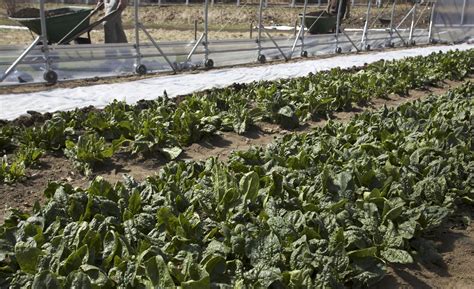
<box><xmin>0</xmin><ymin>0</ymin><xmax>469</xmax><ymax>85</ymax></box>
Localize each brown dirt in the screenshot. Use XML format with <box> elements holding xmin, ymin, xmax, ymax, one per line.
<box><xmin>373</xmin><ymin>214</ymin><xmax>474</xmax><ymax>289</ymax></box>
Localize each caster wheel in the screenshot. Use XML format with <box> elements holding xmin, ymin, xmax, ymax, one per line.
<box><xmin>257</xmin><ymin>54</ymin><xmax>266</xmax><ymax>63</ymax></box>
<box><xmin>43</xmin><ymin>70</ymin><xmax>57</xmax><ymax>85</ymax></box>
<box><xmin>335</xmin><ymin>47</ymin><xmax>342</xmax><ymax>54</ymax></box>
<box><xmin>301</xmin><ymin>50</ymin><xmax>308</xmax><ymax>57</ymax></box>
<box><xmin>135</xmin><ymin>64</ymin><xmax>147</xmax><ymax>75</ymax></box>
<box><xmin>365</xmin><ymin>44</ymin><xmax>371</xmax><ymax>51</ymax></box>
<box><xmin>205</xmin><ymin>59</ymin><xmax>214</xmax><ymax>68</ymax></box>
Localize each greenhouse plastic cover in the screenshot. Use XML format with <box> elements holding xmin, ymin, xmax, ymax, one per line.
<box><xmin>0</xmin><ymin>43</ymin><xmax>471</xmax><ymax>120</ymax></box>
<box><xmin>0</xmin><ymin>29</ymin><xmax>429</xmax><ymax>85</ymax></box>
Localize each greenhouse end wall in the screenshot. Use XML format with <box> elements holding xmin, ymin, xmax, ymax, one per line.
<box><xmin>432</xmin><ymin>0</ymin><xmax>474</xmax><ymax>43</ymax></box>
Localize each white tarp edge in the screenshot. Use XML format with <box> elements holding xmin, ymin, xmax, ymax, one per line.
<box><xmin>0</xmin><ymin>43</ymin><xmax>472</xmax><ymax>120</ymax></box>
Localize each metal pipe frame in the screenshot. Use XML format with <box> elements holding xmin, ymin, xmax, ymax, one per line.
<box><xmin>300</xmin><ymin>0</ymin><xmax>308</xmax><ymax>56</ymax></box>
<box><xmin>360</xmin><ymin>0</ymin><xmax>372</xmax><ymax>49</ymax></box>
<box><xmin>388</xmin><ymin>0</ymin><xmax>396</xmax><ymax>46</ymax></box>
<box><xmin>408</xmin><ymin>1</ymin><xmax>417</xmax><ymax>43</ymax></box>
<box><xmin>335</xmin><ymin>0</ymin><xmax>343</xmax><ymax>52</ymax></box>
<box><xmin>288</xmin><ymin>0</ymin><xmax>308</xmax><ymax>59</ymax></box>
<box><xmin>461</xmin><ymin>0</ymin><xmax>467</xmax><ymax>25</ymax></box>
<box><xmin>139</xmin><ymin>23</ymin><xmax>176</xmax><ymax>73</ymax></box>
<box><xmin>0</xmin><ymin>37</ymin><xmax>41</xmax><ymax>82</ymax></box>
<box><xmin>341</xmin><ymin>30</ymin><xmax>360</xmax><ymax>52</ymax></box>
<box><xmin>261</xmin><ymin>25</ymin><xmax>288</xmax><ymax>61</ymax></box>
<box><xmin>1</xmin><ymin>1</ymin><xmax>438</xmax><ymax>85</ymax></box>
<box><xmin>134</xmin><ymin>0</ymin><xmax>142</xmax><ymax>68</ymax></box>
<box><xmin>204</xmin><ymin>0</ymin><xmax>210</xmax><ymax>63</ymax></box>
<box><xmin>1</xmin><ymin>0</ymin><xmax>52</xmax><ymax>83</ymax></box>
<box><xmin>186</xmin><ymin>33</ymin><xmax>205</xmax><ymax>62</ymax></box>
<box><xmin>428</xmin><ymin>1</ymin><xmax>436</xmax><ymax>43</ymax></box>
<box><xmin>39</xmin><ymin>0</ymin><xmax>51</xmax><ymax>72</ymax></box>
<box><xmin>396</xmin><ymin>4</ymin><xmax>416</xmax><ymax>30</ymax></box>
<box><xmin>257</xmin><ymin>0</ymin><xmax>264</xmax><ymax>60</ymax></box>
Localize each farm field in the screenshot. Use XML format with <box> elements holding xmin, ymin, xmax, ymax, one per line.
<box><xmin>0</xmin><ymin>48</ymin><xmax>473</xmax><ymax>288</ymax></box>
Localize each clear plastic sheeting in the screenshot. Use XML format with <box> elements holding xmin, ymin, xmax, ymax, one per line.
<box><xmin>432</xmin><ymin>0</ymin><xmax>474</xmax><ymax>43</ymax></box>
<box><xmin>0</xmin><ymin>29</ymin><xmax>430</xmax><ymax>85</ymax></box>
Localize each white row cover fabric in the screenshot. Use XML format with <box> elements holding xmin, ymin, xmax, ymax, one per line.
<box><xmin>0</xmin><ymin>43</ymin><xmax>471</xmax><ymax>120</ymax></box>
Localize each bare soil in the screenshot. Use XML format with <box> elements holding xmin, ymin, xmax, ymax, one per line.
<box><xmin>373</xmin><ymin>211</ymin><xmax>474</xmax><ymax>289</ymax></box>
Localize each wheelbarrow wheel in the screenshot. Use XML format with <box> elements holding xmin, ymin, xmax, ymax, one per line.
<box><xmin>135</xmin><ymin>64</ymin><xmax>147</xmax><ymax>75</ymax></box>
<box><xmin>205</xmin><ymin>59</ymin><xmax>214</xmax><ymax>68</ymax></box>
<box><xmin>335</xmin><ymin>47</ymin><xmax>342</xmax><ymax>54</ymax></box>
<box><xmin>43</xmin><ymin>70</ymin><xmax>58</xmax><ymax>85</ymax></box>
<box><xmin>258</xmin><ymin>54</ymin><xmax>266</xmax><ymax>64</ymax></box>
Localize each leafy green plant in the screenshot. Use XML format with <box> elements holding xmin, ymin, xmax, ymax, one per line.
<box><xmin>1</xmin><ymin>82</ymin><xmax>472</xmax><ymax>288</ymax></box>
<box><xmin>64</xmin><ymin>134</ymin><xmax>122</xmax><ymax>175</ymax></box>
<box><xmin>0</xmin><ymin>155</ymin><xmax>26</xmax><ymax>183</ymax></box>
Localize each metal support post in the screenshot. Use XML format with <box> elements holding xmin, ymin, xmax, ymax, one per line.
<box><xmin>204</xmin><ymin>0</ymin><xmax>212</xmax><ymax>67</ymax></box>
<box><xmin>289</xmin><ymin>0</ymin><xmax>308</xmax><ymax>59</ymax></box>
<box><xmin>408</xmin><ymin>2</ymin><xmax>417</xmax><ymax>45</ymax></box>
<box><xmin>428</xmin><ymin>1</ymin><xmax>436</xmax><ymax>43</ymax></box>
<box><xmin>38</xmin><ymin>0</ymin><xmax>58</xmax><ymax>84</ymax></box>
<box><xmin>461</xmin><ymin>0</ymin><xmax>467</xmax><ymax>25</ymax></box>
<box><xmin>39</xmin><ymin>0</ymin><xmax>50</xmax><ymax>71</ymax></box>
<box><xmin>360</xmin><ymin>0</ymin><xmax>371</xmax><ymax>50</ymax></box>
<box><xmin>134</xmin><ymin>0</ymin><xmax>142</xmax><ymax>71</ymax></box>
<box><xmin>257</xmin><ymin>0</ymin><xmax>264</xmax><ymax>63</ymax></box>
<box><xmin>335</xmin><ymin>0</ymin><xmax>343</xmax><ymax>53</ymax></box>
<box><xmin>185</xmin><ymin>0</ymin><xmax>213</xmax><ymax>68</ymax></box>
<box><xmin>300</xmin><ymin>0</ymin><xmax>308</xmax><ymax>57</ymax></box>
<box><xmin>387</xmin><ymin>0</ymin><xmax>396</xmax><ymax>47</ymax></box>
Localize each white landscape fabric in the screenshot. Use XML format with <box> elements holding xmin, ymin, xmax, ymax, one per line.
<box><xmin>0</xmin><ymin>43</ymin><xmax>472</xmax><ymax>120</ymax></box>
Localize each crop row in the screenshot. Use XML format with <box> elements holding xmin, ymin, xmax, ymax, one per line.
<box><xmin>0</xmin><ymin>49</ymin><xmax>472</xmax><ymax>180</ymax></box>
<box><xmin>0</xmin><ymin>81</ymin><xmax>472</xmax><ymax>288</ymax></box>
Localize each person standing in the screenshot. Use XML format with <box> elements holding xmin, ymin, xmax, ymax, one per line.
<box><xmin>327</xmin><ymin>0</ymin><xmax>351</xmax><ymax>22</ymax></box>
<box><xmin>97</xmin><ymin>0</ymin><xmax>128</xmax><ymax>43</ymax></box>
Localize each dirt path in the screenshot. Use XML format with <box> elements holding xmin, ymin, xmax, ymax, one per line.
<box><xmin>374</xmin><ymin>216</ymin><xmax>474</xmax><ymax>289</ymax></box>
<box><xmin>1</xmin><ymin>77</ymin><xmax>471</xmax><ymax>223</ymax></box>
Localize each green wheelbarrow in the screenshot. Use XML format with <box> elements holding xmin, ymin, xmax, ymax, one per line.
<box><xmin>9</xmin><ymin>5</ymin><xmax>114</xmax><ymax>44</ymax></box>
<box><xmin>299</xmin><ymin>11</ymin><xmax>337</xmax><ymax>34</ymax></box>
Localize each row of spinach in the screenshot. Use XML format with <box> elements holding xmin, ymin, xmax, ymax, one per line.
<box><xmin>1</xmin><ymin>49</ymin><xmax>472</xmax><ymax>180</ymax></box>
<box><xmin>1</xmin><ymin>81</ymin><xmax>473</xmax><ymax>288</ymax></box>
